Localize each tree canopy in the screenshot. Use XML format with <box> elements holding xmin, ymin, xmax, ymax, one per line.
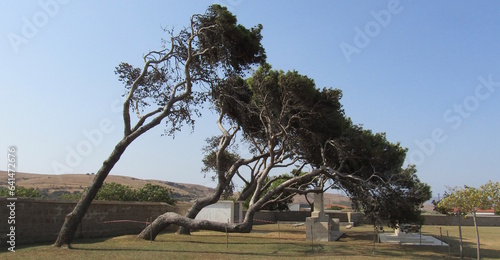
<box><xmin>139</xmin><ymin>64</ymin><xmax>431</xmax><ymax>240</ymax></box>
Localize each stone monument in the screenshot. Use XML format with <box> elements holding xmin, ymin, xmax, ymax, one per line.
<box><xmin>305</xmin><ymin>190</ymin><xmax>343</xmax><ymax>241</ymax></box>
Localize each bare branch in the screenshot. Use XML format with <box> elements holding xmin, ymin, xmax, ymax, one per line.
<box><xmin>131</xmin><ymin>108</ymin><xmax>162</xmax><ymax>133</ymax></box>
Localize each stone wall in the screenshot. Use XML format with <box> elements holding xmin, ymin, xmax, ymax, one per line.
<box><xmin>0</xmin><ymin>198</ymin><xmax>186</xmax><ymax>246</ymax></box>
<box><xmin>423</xmin><ymin>214</ymin><xmax>500</xmax><ymax>226</ymax></box>
<box><xmin>3</xmin><ymin>198</ymin><xmax>499</xmax><ymax>247</ymax></box>
<box><xmin>250</xmin><ymin>210</ymin><xmax>364</xmax><ymax>224</ymax></box>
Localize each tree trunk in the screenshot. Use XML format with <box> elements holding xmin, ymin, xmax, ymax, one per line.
<box><xmin>458</xmin><ymin>209</ymin><xmax>463</xmax><ymax>259</ymax></box>
<box><xmin>53</xmin><ymin>139</ymin><xmax>130</xmax><ymax>247</ymax></box>
<box><xmin>139</xmin><ymin>208</ymin><xmax>256</xmax><ymax>240</ymax></box>
<box><xmin>472</xmin><ymin>211</ymin><xmax>481</xmax><ymax>260</ymax></box>
<box><xmin>237</xmin><ymin>181</ymin><xmax>257</xmax><ymax>201</ymax></box>
<box><xmin>177</xmin><ymin>181</ymin><xmax>227</xmax><ymax>235</ymax></box>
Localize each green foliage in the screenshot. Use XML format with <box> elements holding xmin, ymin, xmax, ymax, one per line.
<box><xmin>58</xmin><ymin>191</ymin><xmax>84</xmax><ymax>201</ymax></box>
<box><xmin>351</xmin><ymin>165</ymin><xmax>432</xmax><ymax>228</ymax></box>
<box><xmin>95</xmin><ymin>182</ymin><xmax>136</xmax><ymax>201</ymax></box>
<box><xmin>94</xmin><ymin>182</ymin><xmax>175</xmax><ymax>204</ymax></box>
<box><xmin>263</xmin><ymin>174</ymin><xmax>295</xmax><ymax>211</ymax></box>
<box><xmin>482</xmin><ymin>181</ymin><xmax>500</xmax><ymax>214</ymax></box>
<box><xmin>201</xmin><ymin>136</ymin><xmax>240</xmax><ymax>199</ymax></box>
<box><xmin>0</xmin><ymin>186</ymin><xmax>41</xmax><ymax>198</ymax></box>
<box><xmin>242</xmin><ymin>173</ymin><xmax>296</xmax><ymax>211</ymax></box>
<box><xmin>437</xmin><ymin>181</ymin><xmax>500</xmax><ymax>215</ymax></box>
<box><xmin>113</xmin><ymin>4</ymin><xmax>266</xmax><ymax>138</ymax></box>
<box><xmin>136</xmin><ymin>183</ymin><xmax>175</xmax><ymax>205</ymax></box>
<box><xmin>197</xmin><ymin>5</ymin><xmax>266</xmax><ymax>73</ymax></box>
<box><xmin>327</xmin><ymin>205</ymin><xmax>345</xmax><ymax>210</ymax></box>
<box><xmin>214</xmin><ymin>64</ymin><xmax>431</xmax><ymax>227</ymax></box>
<box><xmin>1</xmin><ymin>183</ymin><xmax>175</xmax><ymax>204</ymax></box>
<box><xmin>432</xmin><ymin>196</ymin><xmax>450</xmax><ymax>215</ymax></box>
<box><xmin>436</xmin><ymin>181</ymin><xmax>499</xmax><ymax>260</ymax></box>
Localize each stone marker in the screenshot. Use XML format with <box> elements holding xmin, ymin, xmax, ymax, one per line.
<box><xmin>305</xmin><ymin>189</ymin><xmax>343</xmax><ymax>241</ymax></box>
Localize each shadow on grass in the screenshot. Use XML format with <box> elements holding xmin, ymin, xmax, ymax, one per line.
<box><xmin>0</xmin><ymin>236</ymin><xmax>112</xmax><ymax>251</ymax></box>
<box><xmin>157</xmin><ymin>238</ymin><xmax>306</xmax><ymax>247</ymax></box>
<box><xmin>438</xmin><ymin>234</ymin><xmax>500</xmax><ymax>259</ymax></box>
<box><xmin>70</xmin><ymin>246</ymin><xmax>306</xmax><ymax>258</ymax></box>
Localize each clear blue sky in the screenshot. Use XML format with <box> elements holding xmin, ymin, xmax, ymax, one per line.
<box><xmin>1</xmin><ymin>0</ymin><xmax>499</xmax><ymax>197</ymax></box>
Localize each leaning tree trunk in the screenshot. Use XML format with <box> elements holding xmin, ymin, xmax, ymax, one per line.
<box><xmin>177</xmin><ymin>180</ymin><xmax>228</xmax><ymax>235</ymax></box>
<box><xmin>54</xmin><ymin>138</ymin><xmax>133</xmax><ymax>247</ymax></box>
<box><xmin>372</xmin><ymin>225</ymin><xmax>377</xmax><ymax>256</ymax></box>
<box><xmin>139</xmin><ymin>207</ymin><xmax>256</xmax><ymax>240</ymax></box>
<box><xmin>176</xmin><ymin>176</ymin><xmax>258</xmax><ymax>235</ymax></box>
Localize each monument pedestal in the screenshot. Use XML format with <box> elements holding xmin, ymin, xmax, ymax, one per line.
<box><xmin>305</xmin><ymin>191</ymin><xmax>343</xmax><ymax>241</ymax></box>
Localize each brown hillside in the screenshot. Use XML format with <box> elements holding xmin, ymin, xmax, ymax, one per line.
<box><xmin>293</xmin><ymin>192</ymin><xmax>353</xmax><ymax>209</ymax></box>
<box><xmin>0</xmin><ymin>171</ymin><xmax>214</xmax><ymax>201</ymax></box>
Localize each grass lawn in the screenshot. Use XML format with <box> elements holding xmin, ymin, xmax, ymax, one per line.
<box><xmin>2</xmin><ymin>224</ymin><xmax>499</xmax><ymax>259</ymax></box>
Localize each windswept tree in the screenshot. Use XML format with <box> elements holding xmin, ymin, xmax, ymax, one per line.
<box><xmin>138</xmin><ymin>65</ymin><xmax>431</xmax><ymax>240</ymax></box>
<box><xmin>54</xmin><ymin>5</ymin><xmax>265</xmax><ymax>247</ymax></box>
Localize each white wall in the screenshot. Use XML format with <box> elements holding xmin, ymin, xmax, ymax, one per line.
<box><xmin>195</xmin><ymin>201</ymin><xmax>243</xmax><ymax>224</ymax></box>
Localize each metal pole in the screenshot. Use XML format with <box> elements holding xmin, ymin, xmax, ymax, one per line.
<box><xmin>440</xmin><ymin>227</ymin><xmax>443</xmax><ymax>246</ymax></box>
<box><xmin>458</xmin><ymin>209</ymin><xmax>463</xmax><ymax>259</ymax></box>
<box><xmin>447</xmin><ymin>230</ymin><xmax>451</xmax><ymax>258</ymax></box>
<box><xmin>419</xmin><ymin>226</ymin><xmax>422</xmax><ymax>246</ymax></box>
<box><xmin>311</xmin><ymin>225</ymin><xmax>314</xmax><ymax>253</ymax></box>
<box><xmin>278</xmin><ymin>221</ymin><xmax>280</xmax><ymax>241</ymax></box>
<box><xmin>226</xmin><ymin>224</ymin><xmax>228</xmax><ymax>248</ymax></box>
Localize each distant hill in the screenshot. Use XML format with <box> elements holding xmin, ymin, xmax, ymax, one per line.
<box><xmin>1</xmin><ymin>171</ymin><xmax>433</xmax><ymax>211</ymax></box>
<box><xmin>0</xmin><ymin>171</ymin><xmax>214</xmax><ymax>202</ymax></box>
<box><xmin>292</xmin><ymin>192</ymin><xmax>436</xmax><ymax>212</ymax></box>
<box><xmin>293</xmin><ymin>192</ymin><xmax>353</xmax><ymax>209</ymax></box>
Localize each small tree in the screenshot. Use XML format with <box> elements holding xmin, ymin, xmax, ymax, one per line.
<box><xmin>0</xmin><ymin>186</ymin><xmax>41</xmax><ymax>198</ymax></box>
<box><xmin>482</xmin><ymin>181</ymin><xmax>500</xmax><ymax>214</ymax></box>
<box><xmin>136</xmin><ymin>183</ymin><xmax>175</xmax><ymax>205</ymax></box>
<box><xmin>59</xmin><ymin>191</ymin><xmax>84</xmax><ymax>201</ymax></box>
<box><xmin>95</xmin><ymin>182</ymin><xmax>135</xmax><ymax>201</ymax></box>
<box><xmin>438</xmin><ymin>181</ymin><xmax>500</xmax><ymax>260</ymax></box>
